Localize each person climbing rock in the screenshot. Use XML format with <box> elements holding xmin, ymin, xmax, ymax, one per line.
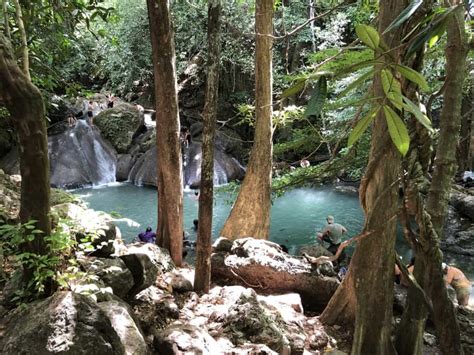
<box><xmin>106</xmin><ymin>93</ymin><xmax>115</xmax><ymax>108</ymax></box>
<box><xmin>67</xmin><ymin>113</ymin><xmax>77</xmax><ymax>127</ymax></box>
<box><xmin>137</xmin><ymin>226</ymin><xmax>156</xmax><ymax>244</ymax></box>
<box><xmin>443</xmin><ymin>263</ymin><xmax>472</xmax><ymax>306</ymax></box>
<box><xmin>317</xmin><ymin>215</ymin><xmax>347</xmax><ymax>263</ymax></box>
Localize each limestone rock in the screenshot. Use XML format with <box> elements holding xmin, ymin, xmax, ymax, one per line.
<box><xmin>116</xmin><ymin>154</ymin><xmax>134</xmax><ymax>181</ymax></box>
<box><xmin>49</xmin><ymin>120</ymin><xmax>117</xmax><ymax>188</ymax></box>
<box><xmin>450</xmin><ymin>191</ymin><xmax>474</xmax><ymax>220</ymax></box>
<box><xmin>126</xmin><ymin>243</ymin><xmax>175</xmax><ymax>274</ymax></box>
<box><xmin>94</xmin><ymin>103</ymin><xmax>145</xmax><ymax>154</ymax></box>
<box><xmin>153</xmin><ymin>322</ymin><xmax>221</xmax><ymax>355</ymax></box>
<box><xmin>211</xmin><ymin>238</ymin><xmax>340</xmax><ymax>311</ymax></box>
<box><xmin>0</xmin><ymin>291</ymin><xmax>125</xmax><ymax>354</ymax></box>
<box><xmin>78</xmin><ymin>257</ymin><xmax>134</xmax><ymax>299</ymax></box>
<box><xmin>98</xmin><ymin>298</ymin><xmax>148</xmax><ymax>355</ymax></box>
<box><xmin>164</xmin><ymin>268</ymin><xmax>194</xmax><ymax>293</ymax></box>
<box><xmin>212</xmin><ymin>237</ymin><xmax>234</xmax><ymax>253</ymax></box>
<box><xmin>120</xmin><ymin>252</ymin><xmax>159</xmax><ymax>297</ymax></box>
<box><xmin>52</xmin><ymin>203</ymin><xmax>121</xmax><ymax>257</ymax></box>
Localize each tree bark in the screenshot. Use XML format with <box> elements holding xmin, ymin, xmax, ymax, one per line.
<box><xmin>0</xmin><ymin>33</ymin><xmax>50</xmax><ymax>252</ymax></box>
<box><xmin>220</xmin><ymin>0</ymin><xmax>274</xmax><ymax>240</ymax></box>
<box><xmin>11</xmin><ymin>0</ymin><xmax>28</xmax><ymax>80</ymax></box>
<box><xmin>194</xmin><ymin>0</ymin><xmax>221</xmax><ymax>293</ymax></box>
<box><xmin>423</xmin><ymin>3</ymin><xmax>468</xmax><ymax>353</ymax></box>
<box><xmin>2</xmin><ymin>0</ymin><xmax>10</xmax><ymax>39</ymax></box>
<box><xmin>321</xmin><ymin>2</ymin><xmax>407</xmax><ymax>354</ymax></box>
<box><xmin>146</xmin><ymin>0</ymin><xmax>184</xmax><ymax>266</ymax></box>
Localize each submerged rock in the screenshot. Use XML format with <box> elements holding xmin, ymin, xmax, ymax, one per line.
<box><xmin>0</xmin><ymin>291</ymin><xmax>125</xmax><ymax>354</ymax></box>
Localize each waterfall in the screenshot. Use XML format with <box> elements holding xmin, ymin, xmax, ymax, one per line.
<box><xmin>92</xmin><ymin>138</ymin><xmax>116</xmax><ymax>185</ymax></box>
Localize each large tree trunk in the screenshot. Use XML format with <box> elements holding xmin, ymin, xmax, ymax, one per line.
<box><xmin>321</xmin><ymin>2</ymin><xmax>407</xmax><ymax>354</ymax></box>
<box><xmin>194</xmin><ymin>0</ymin><xmax>222</xmax><ymax>293</ymax></box>
<box><xmin>220</xmin><ymin>0</ymin><xmax>273</xmax><ymax>240</ymax></box>
<box><xmin>0</xmin><ymin>34</ymin><xmax>50</xmax><ymax>253</ymax></box>
<box><xmin>146</xmin><ymin>0</ymin><xmax>184</xmax><ymax>266</ymax></box>
<box><xmin>423</xmin><ymin>3</ymin><xmax>468</xmax><ymax>353</ymax></box>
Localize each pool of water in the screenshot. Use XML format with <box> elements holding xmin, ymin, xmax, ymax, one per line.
<box><xmin>73</xmin><ymin>183</ymin><xmax>473</xmax><ymax>303</ymax></box>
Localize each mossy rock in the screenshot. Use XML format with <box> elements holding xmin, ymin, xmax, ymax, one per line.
<box><xmin>94</xmin><ymin>103</ymin><xmax>144</xmax><ymax>153</ymax></box>
<box><xmin>51</xmin><ymin>188</ymin><xmax>81</xmax><ymax>206</ymax></box>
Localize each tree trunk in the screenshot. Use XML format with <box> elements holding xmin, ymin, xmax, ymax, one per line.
<box><xmin>321</xmin><ymin>2</ymin><xmax>406</xmax><ymax>354</ymax></box>
<box><xmin>11</xmin><ymin>0</ymin><xmax>28</xmax><ymax>80</ymax></box>
<box><xmin>194</xmin><ymin>0</ymin><xmax>221</xmax><ymax>293</ymax></box>
<box><xmin>457</xmin><ymin>91</ymin><xmax>472</xmax><ymax>172</ymax></box>
<box><xmin>220</xmin><ymin>0</ymin><xmax>273</xmax><ymax>240</ymax></box>
<box><xmin>0</xmin><ymin>34</ymin><xmax>50</xmax><ymax>253</ymax></box>
<box><xmin>146</xmin><ymin>0</ymin><xmax>184</xmax><ymax>266</ymax></box>
<box><xmin>423</xmin><ymin>3</ymin><xmax>468</xmax><ymax>353</ymax></box>
<box><xmin>2</xmin><ymin>0</ymin><xmax>10</xmax><ymax>39</ymax></box>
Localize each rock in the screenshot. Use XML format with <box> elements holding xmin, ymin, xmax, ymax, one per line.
<box><xmin>0</xmin><ymin>169</ymin><xmax>21</xmax><ymax>222</ymax></box>
<box><xmin>52</xmin><ymin>203</ymin><xmax>121</xmax><ymax>257</ymax></box>
<box><xmin>126</xmin><ymin>242</ymin><xmax>175</xmax><ymax>274</ymax></box>
<box><xmin>450</xmin><ymin>191</ymin><xmax>474</xmax><ymax>220</ymax></box>
<box><xmin>49</xmin><ymin>120</ymin><xmax>117</xmax><ymax>188</ymax></box>
<box><xmin>128</xmin><ymin>140</ymin><xmax>245</xmax><ymax>188</ymax></box>
<box><xmin>443</xmin><ymin>228</ymin><xmax>474</xmax><ymax>256</ymax></box>
<box><xmin>299</xmin><ymin>244</ymin><xmax>334</xmax><ymax>258</ymax></box>
<box><xmin>131</xmin><ymin>286</ymin><xmax>179</xmax><ymax>333</ymax></box>
<box><xmin>0</xmin><ymin>123</ymin><xmax>13</xmax><ymax>158</ymax></box>
<box><xmin>120</xmin><ymin>251</ymin><xmax>159</xmax><ymax>297</ymax></box>
<box><xmin>78</xmin><ymin>257</ymin><xmax>134</xmax><ymax>299</ymax></box>
<box><xmin>116</xmin><ymin>154</ymin><xmax>134</xmax><ymax>181</ymax></box>
<box><xmin>0</xmin><ymin>291</ymin><xmax>125</xmax><ymax>354</ymax></box>
<box><xmin>211</xmin><ymin>238</ymin><xmax>340</xmax><ymax>311</ymax></box>
<box><xmin>69</xmin><ymin>277</ymin><xmax>115</xmax><ymax>303</ymax></box>
<box><xmin>212</xmin><ymin>237</ymin><xmax>234</xmax><ymax>253</ymax></box>
<box><xmin>94</xmin><ymin>103</ymin><xmax>145</xmax><ymax>154</ymax></box>
<box><xmin>153</xmin><ymin>322</ymin><xmax>221</xmax><ymax>355</ymax></box>
<box><xmin>0</xmin><ymin>147</ymin><xmax>19</xmax><ymax>175</ymax></box>
<box><xmin>457</xmin><ymin>306</ymin><xmax>474</xmax><ymax>353</ymax></box>
<box><xmin>98</xmin><ymin>298</ymin><xmax>148</xmax><ymax>355</ymax></box>
<box><xmin>164</xmin><ymin>268</ymin><xmax>194</xmax><ymax>293</ymax></box>
<box><xmin>221</xmin><ymin>290</ymin><xmax>290</xmax><ymax>353</ymax></box>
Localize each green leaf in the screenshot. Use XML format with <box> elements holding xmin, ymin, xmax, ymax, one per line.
<box><xmin>383</xmin><ymin>0</ymin><xmax>424</xmax><ymax>34</ymax></box>
<box><xmin>428</xmin><ymin>34</ymin><xmax>440</xmax><ymax>47</ymax></box>
<box><xmin>387</xmin><ymin>91</ymin><xmax>403</xmax><ymax>111</ymax></box>
<box><xmin>355</xmin><ymin>24</ymin><xmax>380</xmax><ymax>50</ymax></box>
<box><xmin>394</xmin><ymin>64</ymin><xmax>429</xmax><ymax>91</ymax></box>
<box><xmin>337</xmin><ymin>69</ymin><xmax>375</xmax><ymax>98</ymax></box>
<box><xmin>383</xmin><ymin>105</ymin><xmax>410</xmax><ymax>156</ymax></box>
<box><xmin>304</xmin><ymin>76</ymin><xmax>327</xmax><ymax>117</ymax></box>
<box><xmin>348</xmin><ymin>108</ymin><xmax>379</xmax><ymax>147</ymax></box>
<box><xmin>282</xmin><ymin>80</ymin><xmax>306</xmax><ymax>98</ymax></box>
<box><xmin>402</xmin><ymin>96</ymin><xmax>433</xmax><ymax>132</ymax></box>
<box><xmin>381</xmin><ymin>69</ymin><xmax>395</xmax><ymax>95</ymax></box>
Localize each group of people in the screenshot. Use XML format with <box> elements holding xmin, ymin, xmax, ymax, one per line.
<box><xmin>66</xmin><ymin>94</ymin><xmax>116</xmax><ymax>128</ymax></box>
<box><xmin>317</xmin><ymin>215</ymin><xmax>471</xmax><ymax>306</ymax></box>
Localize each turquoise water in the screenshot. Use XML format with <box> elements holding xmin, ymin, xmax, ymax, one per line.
<box><xmin>73</xmin><ymin>183</ymin><xmax>364</xmax><ymax>253</ymax></box>
<box><xmin>73</xmin><ymin>183</ymin><xmax>473</xmax><ymax>303</ymax></box>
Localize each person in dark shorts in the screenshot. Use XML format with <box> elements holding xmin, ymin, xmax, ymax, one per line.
<box><xmin>87</xmin><ymin>101</ymin><xmax>94</xmax><ymax>126</ymax></box>
<box><xmin>317</xmin><ymin>215</ymin><xmax>348</xmax><ymax>264</ymax></box>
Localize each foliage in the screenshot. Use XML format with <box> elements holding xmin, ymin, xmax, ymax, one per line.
<box><xmin>0</xmin><ymin>217</ymin><xmax>111</xmax><ymax>304</ymax></box>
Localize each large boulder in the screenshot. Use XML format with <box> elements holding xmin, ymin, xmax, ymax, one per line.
<box><xmin>52</xmin><ymin>203</ymin><xmax>122</xmax><ymax>257</ymax></box>
<box><xmin>120</xmin><ymin>251</ymin><xmax>159</xmax><ymax>297</ymax></box>
<box><xmin>48</xmin><ymin>120</ymin><xmax>117</xmax><ymax>188</ymax></box>
<box><xmin>78</xmin><ymin>257</ymin><xmax>134</xmax><ymax>299</ymax></box>
<box><xmin>94</xmin><ymin>103</ymin><xmax>145</xmax><ymax>154</ymax></box>
<box><xmin>126</xmin><ymin>242</ymin><xmax>175</xmax><ymax>274</ymax></box>
<box><xmin>450</xmin><ymin>191</ymin><xmax>474</xmax><ymax>220</ymax></box>
<box><xmin>98</xmin><ymin>298</ymin><xmax>148</xmax><ymax>355</ymax></box>
<box><xmin>211</xmin><ymin>238</ymin><xmax>340</xmax><ymax>311</ymax></box>
<box><xmin>0</xmin><ymin>291</ymin><xmax>125</xmax><ymax>354</ymax></box>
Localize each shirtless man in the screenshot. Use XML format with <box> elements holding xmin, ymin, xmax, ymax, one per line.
<box><xmin>443</xmin><ymin>263</ymin><xmax>471</xmax><ymax>306</ymax></box>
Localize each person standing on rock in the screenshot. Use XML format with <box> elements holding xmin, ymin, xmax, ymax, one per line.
<box><xmin>317</xmin><ymin>215</ymin><xmax>347</xmax><ymax>263</ymax></box>
<box><xmin>106</xmin><ymin>93</ymin><xmax>115</xmax><ymax>108</ymax></box>
<box><xmin>443</xmin><ymin>263</ymin><xmax>472</xmax><ymax>306</ymax></box>
<box><xmin>87</xmin><ymin>101</ymin><xmax>95</xmax><ymax>126</ymax></box>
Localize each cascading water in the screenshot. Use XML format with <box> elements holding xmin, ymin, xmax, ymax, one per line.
<box><xmin>48</xmin><ymin>119</ymin><xmax>117</xmax><ymax>187</ymax></box>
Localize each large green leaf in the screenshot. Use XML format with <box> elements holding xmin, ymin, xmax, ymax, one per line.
<box><xmin>383</xmin><ymin>0</ymin><xmax>424</xmax><ymax>34</ymax></box>
<box><xmin>381</xmin><ymin>69</ymin><xmax>395</xmax><ymax>95</ymax></box>
<box><xmin>387</xmin><ymin>91</ymin><xmax>403</xmax><ymax>111</ymax></box>
<box><xmin>394</xmin><ymin>64</ymin><xmax>429</xmax><ymax>91</ymax></box>
<box><xmin>304</xmin><ymin>76</ymin><xmax>327</xmax><ymax>117</ymax></box>
<box><xmin>355</xmin><ymin>24</ymin><xmax>380</xmax><ymax>50</ymax></box>
<box><xmin>348</xmin><ymin>108</ymin><xmax>379</xmax><ymax>147</ymax></box>
<box><xmin>402</xmin><ymin>96</ymin><xmax>433</xmax><ymax>132</ymax></box>
<box><xmin>405</xmin><ymin>5</ymin><xmax>458</xmax><ymax>58</ymax></box>
<box><xmin>337</xmin><ymin>69</ymin><xmax>375</xmax><ymax>98</ymax></box>
<box><xmin>383</xmin><ymin>105</ymin><xmax>410</xmax><ymax>156</ymax></box>
<box><xmin>282</xmin><ymin>80</ymin><xmax>306</xmax><ymax>98</ymax></box>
